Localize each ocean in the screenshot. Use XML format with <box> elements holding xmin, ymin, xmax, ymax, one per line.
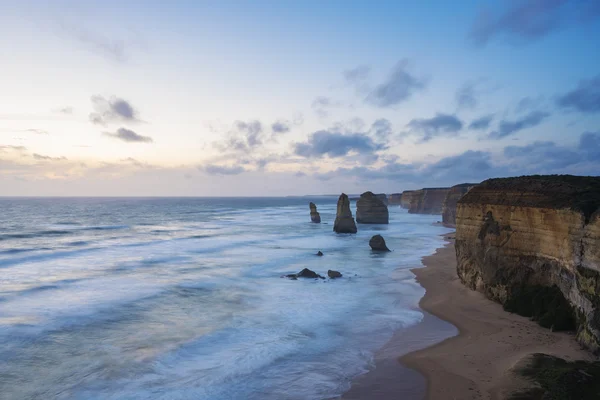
<box><xmin>0</xmin><ymin>197</ymin><xmax>452</xmax><ymax>400</ymax></box>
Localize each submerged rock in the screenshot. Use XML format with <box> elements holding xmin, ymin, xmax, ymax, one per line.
<box><xmin>328</xmin><ymin>270</ymin><xmax>342</xmax><ymax>279</ymax></box>
<box><xmin>309</xmin><ymin>202</ymin><xmax>321</xmax><ymax>223</ymax></box>
<box><xmin>316</xmin><ymin>251</ymin><xmax>324</xmax><ymax>256</ymax></box>
<box><xmin>369</xmin><ymin>234</ymin><xmax>391</xmax><ymax>251</ymax></box>
<box><xmin>333</xmin><ymin>193</ymin><xmax>357</xmax><ymax>233</ymax></box>
<box><xmin>356</xmin><ymin>191</ymin><xmax>389</xmax><ymax>224</ymax></box>
<box><xmin>286</xmin><ymin>268</ymin><xmax>325</xmax><ymax>279</ymax></box>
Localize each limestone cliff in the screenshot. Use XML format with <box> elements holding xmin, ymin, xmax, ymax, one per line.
<box><xmin>455</xmin><ymin>175</ymin><xmax>600</xmax><ymax>350</ymax></box>
<box><xmin>388</xmin><ymin>193</ymin><xmax>403</xmax><ymax>205</ymax></box>
<box><xmin>407</xmin><ymin>187</ymin><xmax>451</xmax><ymax>214</ymax></box>
<box><xmin>356</xmin><ymin>191</ymin><xmax>389</xmax><ymax>224</ymax></box>
<box><xmin>375</xmin><ymin>193</ymin><xmax>388</xmax><ymax>206</ymax></box>
<box><xmin>309</xmin><ymin>202</ymin><xmax>321</xmax><ymax>223</ymax></box>
<box><xmin>400</xmin><ymin>190</ymin><xmax>417</xmax><ymax>209</ymax></box>
<box><xmin>442</xmin><ymin>183</ymin><xmax>478</xmax><ymax>227</ymax></box>
<box><xmin>333</xmin><ymin>193</ymin><xmax>357</xmax><ymax>233</ymax></box>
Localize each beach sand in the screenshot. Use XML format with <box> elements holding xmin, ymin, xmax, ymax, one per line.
<box><xmin>343</xmin><ymin>235</ymin><xmax>592</xmax><ymax>400</ymax></box>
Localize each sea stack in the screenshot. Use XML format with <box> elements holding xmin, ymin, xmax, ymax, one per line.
<box><xmin>369</xmin><ymin>234</ymin><xmax>390</xmax><ymax>251</ymax></box>
<box><xmin>309</xmin><ymin>202</ymin><xmax>321</xmax><ymax>223</ymax></box>
<box><xmin>333</xmin><ymin>193</ymin><xmax>357</xmax><ymax>233</ymax></box>
<box><xmin>455</xmin><ymin>175</ymin><xmax>600</xmax><ymax>350</ymax></box>
<box><xmin>356</xmin><ymin>191</ymin><xmax>389</xmax><ymax>224</ymax></box>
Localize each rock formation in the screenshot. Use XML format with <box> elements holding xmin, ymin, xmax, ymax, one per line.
<box><xmin>406</xmin><ymin>187</ymin><xmax>451</xmax><ymax>214</ymax></box>
<box><xmin>328</xmin><ymin>270</ymin><xmax>342</xmax><ymax>279</ymax></box>
<box><xmin>286</xmin><ymin>268</ymin><xmax>325</xmax><ymax>279</ymax></box>
<box><xmin>309</xmin><ymin>202</ymin><xmax>321</xmax><ymax>223</ymax></box>
<box><xmin>316</xmin><ymin>251</ymin><xmax>324</xmax><ymax>256</ymax></box>
<box><xmin>356</xmin><ymin>191</ymin><xmax>389</xmax><ymax>224</ymax></box>
<box><xmin>455</xmin><ymin>175</ymin><xmax>600</xmax><ymax>350</ymax></box>
<box><xmin>369</xmin><ymin>234</ymin><xmax>391</xmax><ymax>251</ymax></box>
<box><xmin>388</xmin><ymin>193</ymin><xmax>403</xmax><ymax>205</ymax></box>
<box><xmin>400</xmin><ymin>190</ymin><xmax>418</xmax><ymax>209</ymax></box>
<box><xmin>441</xmin><ymin>183</ymin><xmax>478</xmax><ymax>227</ymax></box>
<box><xmin>376</xmin><ymin>193</ymin><xmax>388</xmax><ymax>205</ymax></box>
<box><xmin>333</xmin><ymin>193</ymin><xmax>357</xmax><ymax>233</ymax></box>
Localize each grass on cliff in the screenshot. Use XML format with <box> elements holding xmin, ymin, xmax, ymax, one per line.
<box><xmin>503</xmin><ymin>285</ymin><xmax>576</xmax><ymax>332</ymax></box>
<box><xmin>509</xmin><ymin>354</ymin><xmax>600</xmax><ymax>400</ymax></box>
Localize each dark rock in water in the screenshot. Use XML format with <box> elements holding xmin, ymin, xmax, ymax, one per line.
<box><xmin>309</xmin><ymin>202</ymin><xmax>321</xmax><ymax>223</ymax></box>
<box><xmin>369</xmin><ymin>234</ymin><xmax>391</xmax><ymax>251</ymax></box>
<box><xmin>316</xmin><ymin>251</ymin><xmax>324</xmax><ymax>256</ymax></box>
<box><xmin>287</xmin><ymin>268</ymin><xmax>325</xmax><ymax>279</ymax></box>
<box><xmin>356</xmin><ymin>191</ymin><xmax>389</xmax><ymax>224</ymax></box>
<box><xmin>328</xmin><ymin>270</ymin><xmax>342</xmax><ymax>278</ymax></box>
<box><xmin>376</xmin><ymin>193</ymin><xmax>388</xmax><ymax>206</ymax></box>
<box><xmin>333</xmin><ymin>193</ymin><xmax>357</xmax><ymax>233</ymax></box>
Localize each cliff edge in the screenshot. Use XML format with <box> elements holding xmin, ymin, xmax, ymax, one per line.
<box><xmin>442</xmin><ymin>183</ymin><xmax>478</xmax><ymax>227</ymax></box>
<box><xmin>407</xmin><ymin>187</ymin><xmax>451</xmax><ymax>214</ymax></box>
<box><xmin>455</xmin><ymin>175</ymin><xmax>600</xmax><ymax>350</ymax></box>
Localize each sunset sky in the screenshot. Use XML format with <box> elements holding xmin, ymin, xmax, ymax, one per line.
<box><xmin>1</xmin><ymin>0</ymin><xmax>599</xmax><ymax>196</ymax></box>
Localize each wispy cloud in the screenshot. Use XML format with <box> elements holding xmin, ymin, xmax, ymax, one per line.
<box><xmin>487</xmin><ymin>111</ymin><xmax>550</xmax><ymax>139</ymax></box>
<box><xmin>406</xmin><ymin>113</ymin><xmax>463</xmax><ymax>142</ymax></box>
<box><xmin>58</xmin><ymin>21</ymin><xmax>128</xmax><ymax>63</ymax></box>
<box><xmin>365</xmin><ymin>60</ymin><xmax>427</xmax><ymax>107</ymax></box>
<box><xmin>103</xmin><ymin>128</ymin><xmax>153</xmax><ymax>143</ymax></box>
<box><xmin>200</xmin><ymin>164</ymin><xmax>247</xmax><ymax>175</ymax></box>
<box><xmin>89</xmin><ymin>95</ymin><xmax>140</xmax><ymax>126</ymax></box>
<box><xmin>556</xmin><ymin>74</ymin><xmax>600</xmax><ymax>113</ymax></box>
<box><xmin>294</xmin><ymin>130</ymin><xmax>385</xmax><ymax>159</ymax></box>
<box><xmin>33</xmin><ymin>153</ymin><xmax>68</xmax><ymax>161</ymax></box>
<box><xmin>468</xmin><ymin>114</ymin><xmax>494</xmax><ymax>130</ymax></box>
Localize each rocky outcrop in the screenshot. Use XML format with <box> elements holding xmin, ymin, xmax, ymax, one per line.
<box><xmin>455</xmin><ymin>175</ymin><xmax>600</xmax><ymax>351</ymax></box>
<box><xmin>333</xmin><ymin>193</ymin><xmax>358</xmax><ymax>233</ymax></box>
<box><xmin>388</xmin><ymin>193</ymin><xmax>403</xmax><ymax>205</ymax></box>
<box><xmin>442</xmin><ymin>183</ymin><xmax>478</xmax><ymax>227</ymax></box>
<box><xmin>356</xmin><ymin>191</ymin><xmax>389</xmax><ymax>224</ymax></box>
<box><xmin>286</xmin><ymin>268</ymin><xmax>325</xmax><ymax>279</ymax></box>
<box><xmin>328</xmin><ymin>270</ymin><xmax>342</xmax><ymax>279</ymax></box>
<box><xmin>369</xmin><ymin>234</ymin><xmax>391</xmax><ymax>251</ymax></box>
<box><xmin>316</xmin><ymin>251</ymin><xmax>324</xmax><ymax>256</ymax></box>
<box><xmin>400</xmin><ymin>190</ymin><xmax>417</xmax><ymax>209</ymax></box>
<box><xmin>309</xmin><ymin>202</ymin><xmax>321</xmax><ymax>223</ymax></box>
<box><xmin>407</xmin><ymin>187</ymin><xmax>451</xmax><ymax>214</ymax></box>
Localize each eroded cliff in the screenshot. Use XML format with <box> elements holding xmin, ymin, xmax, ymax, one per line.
<box><xmin>442</xmin><ymin>183</ymin><xmax>478</xmax><ymax>227</ymax></box>
<box><xmin>407</xmin><ymin>187</ymin><xmax>451</xmax><ymax>214</ymax></box>
<box><xmin>388</xmin><ymin>193</ymin><xmax>402</xmax><ymax>205</ymax></box>
<box><xmin>455</xmin><ymin>175</ymin><xmax>600</xmax><ymax>350</ymax></box>
<box><xmin>400</xmin><ymin>190</ymin><xmax>417</xmax><ymax>209</ymax></box>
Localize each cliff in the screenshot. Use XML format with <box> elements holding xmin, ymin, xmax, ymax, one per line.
<box><xmin>400</xmin><ymin>190</ymin><xmax>417</xmax><ymax>209</ymax></box>
<box><xmin>356</xmin><ymin>191</ymin><xmax>389</xmax><ymax>224</ymax></box>
<box><xmin>333</xmin><ymin>193</ymin><xmax>357</xmax><ymax>233</ymax></box>
<box><xmin>455</xmin><ymin>175</ymin><xmax>600</xmax><ymax>351</ymax></box>
<box><xmin>388</xmin><ymin>193</ymin><xmax>402</xmax><ymax>205</ymax></box>
<box><xmin>407</xmin><ymin>187</ymin><xmax>451</xmax><ymax>214</ymax></box>
<box><xmin>442</xmin><ymin>183</ymin><xmax>478</xmax><ymax>227</ymax></box>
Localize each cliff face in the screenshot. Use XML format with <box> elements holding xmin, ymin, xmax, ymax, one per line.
<box><xmin>400</xmin><ymin>190</ymin><xmax>417</xmax><ymax>209</ymax></box>
<box><xmin>407</xmin><ymin>188</ymin><xmax>451</xmax><ymax>214</ymax></box>
<box><xmin>455</xmin><ymin>175</ymin><xmax>600</xmax><ymax>350</ymax></box>
<box><xmin>356</xmin><ymin>191</ymin><xmax>389</xmax><ymax>224</ymax></box>
<box><xmin>388</xmin><ymin>193</ymin><xmax>402</xmax><ymax>205</ymax></box>
<box><xmin>442</xmin><ymin>183</ymin><xmax>478</xmax><ymax>227</ymax></box>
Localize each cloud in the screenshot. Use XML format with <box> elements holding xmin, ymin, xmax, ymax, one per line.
<box><xmin>89</xmin><ymin>95</ymin><xmax>140</xmax><ymax>125</ymax></box>
<box><xmin>365</xmin><ymin>60</ymin><xmax>427</xmax><ymax>107</ymax></box>
<box><xmin>33</xmin><ymin>153</ymin><xmax>68</xmax><ymax>161</ymax></box>
<box><xmin>579</xmin><ymin>131</ymin><xmax>600</xmax><ymax>160</ymax></box>
<box><xmin>55</xmin><ymin>107</ymin><xmax>74</xmax><ymax>115</ymax></box>
<box><xmin>371</xmin><ymin>119</ymin><xmax>393</xmax><ymax>140</ymax></box>
<box><xmin>456</xmin><ymin>82</ymin><xmax>478</xmax><ymax>109</ymax></box>
<box><xmin>470</xmin><ymin>0</ymin><xmax>600</xmax><ymax>46</ymax></box>
<box><xmin>294</xmin><ymin>130</ymin><xmax>385</xmax><ymax>158</ymax></box>
<box><xmin>24</xmin><ymin>129</ymin><xmax>48</xmax><ymax>135</ymax></box>
<box><xmin>201</xmin><ymin>164</ymin><xmax>246</xmax><ymax>175</ymax></box>
<box><xmin>556</xmin><ymin>74</ymin><xmax>600</xmax><ymax>113</ymax></box>
<box><xmin>271</xmin><ymin>121</ymin><xmax>291</xmax><ymax>134</ymax></box>
<box><xmin>344</xmin><ymin>65</ymin><xmax>371</xmax><ymax>83</ymax></box>
<box><xmin>103</xmin><ymin>128</ymin><xmax>153</xmax><ymax>143</ymax></box>
<box><xmin>468</xmin><ymin>114</ymin><xmax>494</xmax><ymax>130</ymax></box>
<box><xmin>0</xmin><ymin>145</ymin><xmax>27</xmax><ymax>153</ymax></box>
<box><xmin>503</xmin><ymin>141</ymin><xmax>580</xmax><ymax>169</ymax></box>
<box><xmin>311</xmin><ymin>96</ymin><xmax>340</xmax><ymax>118</ymax></box>
<box><xmin>487</xmin><ymin>111</ymin><xmax>550</xmax><ymax>139</ymax></box>
<box><xmin>215</xmin><ymin>120</ymin><xmax>265</xmax><ymax>152</ymax></box>
<box><xmin>58</xmin><ymin>21</ymin><xmax>127</xmax><ymax>62</ymax></box>
<box><xmin>406</xmin><ymin>113</ymin><xmax>463</xmax><ymax>142</ymax></box>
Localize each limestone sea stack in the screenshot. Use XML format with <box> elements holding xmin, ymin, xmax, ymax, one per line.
<box><xmin>376</xmin><ymin>193</ymin><xmax>388</xmax><ymax>206</ymax></box>
<box><xmin>333</xmin><ymin>193</ymin><xmax>358</xmax><ymax>233</ymax></box>
<box><xmin>407</xmin><ymin>187</ymin><xmax>451</xmax><ymax>214</ymax></box>
<box><xmin>369</xmin><ymin>234</ymin><xmax>390</xmax><ymax>251</ymax></box>
<box><xmin>455</xmin><ymin>175</ymin><xmax>600</xmax><ymax>350</ymax></box>
<box><xmin>309</xmin><ymin>202</ymin><xmax>321</xmax><ymax>223</ymax></box>
<box><xmin>441</xmin><ymin>183</ymin><xmax>478</xmax><ymax>227</ymax></box>
<box><xmin>356</xmin><ymin>191</ymin><xmax>389</xmax><ymax>224</ymax></box>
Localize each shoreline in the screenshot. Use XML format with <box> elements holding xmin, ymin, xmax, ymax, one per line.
<box><xmin>343</xmin><ymin>234</ymin><xmax>593</xmax><ymax>400</ymax></box>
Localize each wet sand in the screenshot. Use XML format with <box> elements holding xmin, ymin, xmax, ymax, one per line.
<box><xmin>343</xmin><ymin>235</ymin><xmax>592</xmax><ymax>399</ymax></box>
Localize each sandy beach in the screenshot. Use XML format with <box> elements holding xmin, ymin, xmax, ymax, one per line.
<box><xmin>343</xmin><ymin>235</ymin><xmax>593</xmax><ymax>400</ymax></box>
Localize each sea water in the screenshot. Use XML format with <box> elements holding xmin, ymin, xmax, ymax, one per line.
<box><xmin>0</xmin><ymin>197</ymin><xmax>452</xmax><ymax>400</ymax></box>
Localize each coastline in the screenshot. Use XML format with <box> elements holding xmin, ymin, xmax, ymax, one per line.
<box><xmin>343</xmin><ymin>234</ymin><xmax>593</xmax><ymax>400</ymax></box>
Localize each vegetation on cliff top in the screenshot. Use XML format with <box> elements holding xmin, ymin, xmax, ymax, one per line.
<box><xmin>459</xmin><ymin>175</ymin><xmax>600</xmax><ymax>223</ymax></box>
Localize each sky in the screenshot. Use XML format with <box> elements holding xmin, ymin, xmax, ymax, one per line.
<box><xmin>1</xmin><ymin>0</ymin><xmax>599</xmax><ymax>196</ymax></box>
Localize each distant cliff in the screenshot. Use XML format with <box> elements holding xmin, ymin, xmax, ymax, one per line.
<box><xmin>406</xmin><ymin>188</ymin><xmax>451</xmax><ymax>214</ymax></box>
<box><xmin>388</xmin><ymin>193</ymin><xmax>402</xmax><ymax>205</ymax></box>
<box><xmin>442</xmin><ymin>183</ymin><xmax>478</xmax><ymax>227</ymax></box>
<box><xmin>400</xmin><ymin>190</ymin><xmax>417</xmax><ymax>209</ymax></box>
<box><xmin>455</xmin><ymin>175</ymin><xmax>600</xmax><ymax>350</ymax></box>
